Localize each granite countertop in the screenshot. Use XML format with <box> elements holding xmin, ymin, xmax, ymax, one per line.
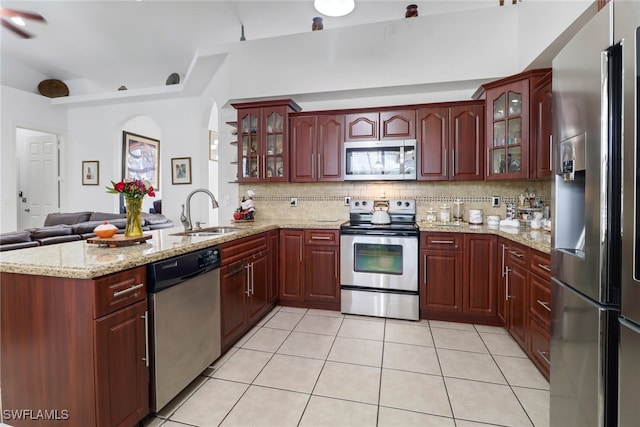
<box><xmin>0</xmin><ymin>218</ymin><xmax>550</xmax><ymax>279</ymax></box>
<box><xmin>0</xmin><ymin>219</ymin><xmax>343</xmax><ymax>279</ymax></box>
<box><xmin>417</xmin><ymin>221</ymin><xmax>551</xmax><ymax>254</ymax></box>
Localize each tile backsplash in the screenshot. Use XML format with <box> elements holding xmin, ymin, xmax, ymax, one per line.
<box><xmin>238</xmin><ymin>180</ymin><xmax>551</xmax><ymax>222</ymax></box>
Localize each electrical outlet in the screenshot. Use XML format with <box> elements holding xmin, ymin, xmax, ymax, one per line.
<box><xmin>491</xmin><ymin>196</ymin><xmax>501</xmax><ymax>207</ymax></box>
<box><xmin>290</xmin><ymin>197</ymin><xmax>298</xmax><ymax>207</ymax></box>
<box><xmin>344</xmin><ymin>196</ymin><xmax>351</xmax><ymax>206</ymax></box>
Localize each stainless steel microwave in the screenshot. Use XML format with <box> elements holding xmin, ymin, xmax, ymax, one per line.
<box><xmin>343</xmin><ymin>139</ymin><xmax>417</xmax><ymax>181</ymax></box>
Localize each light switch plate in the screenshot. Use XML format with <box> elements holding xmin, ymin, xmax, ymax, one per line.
<box><xmin>491</xmin><ymin>196</ymin><xmax>501</xmax><ymax>207</ymax></box>
<box><xmin>290</xmin><ymin>197</ymin><xmax>298</xmax><ymax>207</ymax></box>
<box><xmin>344</xmin><ymin>196</ymin><xmax>351</xmax><ymax>206</ymax></box>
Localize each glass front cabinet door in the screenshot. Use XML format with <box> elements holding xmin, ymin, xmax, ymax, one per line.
<box><xmin>485</xmin><ymin>80</ymin><xmax>529</xmax><ymax>180</ymax></box>
<box><xmin>233</xmin><ymin>99</ymin><xmax>301</xmax><ymax>183</ymax></box>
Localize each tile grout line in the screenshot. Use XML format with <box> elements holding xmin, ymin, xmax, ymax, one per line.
<box><xmin>296</xmin><ymin>312</ymin><xmax>346</xmax><ymax>426</ymax></box>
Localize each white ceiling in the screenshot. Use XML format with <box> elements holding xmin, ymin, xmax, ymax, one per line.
<box><xmin>0</xmin><ymin>0</ymin><xmax>499</xmax><ymax>95</ymax></box>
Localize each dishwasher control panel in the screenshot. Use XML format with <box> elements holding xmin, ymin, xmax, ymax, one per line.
<box><xmin>148</xmin><ymin>246</ymin><xmax>221</xmax><ymax>293</ymax></box>
<box><xmin>199</xmin><ymin>248</ymin><xmax>221</xmax><ymax>268</ymax></box>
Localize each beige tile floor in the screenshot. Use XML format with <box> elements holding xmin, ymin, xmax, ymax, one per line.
<box><xmin>143</xmin><ymin>306</ymin><xmax>549</xmax><ymax>427</ymax></box>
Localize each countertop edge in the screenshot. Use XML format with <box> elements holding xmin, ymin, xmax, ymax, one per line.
<box><xmin>0</xmin><ymin>220</ymin><xmax>550</xmax><ymax>279</ymax></box>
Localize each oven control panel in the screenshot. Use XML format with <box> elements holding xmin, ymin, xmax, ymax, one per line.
<box><xmin>349</xmin><ymin>199</ymin><xmax>416</xmax><ymax>214</ymax></box>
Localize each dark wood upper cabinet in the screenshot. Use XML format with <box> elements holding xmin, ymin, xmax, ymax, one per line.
<box><xmin>417</xmin><ymin>102</ymin><xmax>483</xmax><ymax>181</ymax></box>
<box><xmin>417</xmin><ymin>107</ymin><xmax>448</xmax><ymax>180</ymax></box>
<box><xmin>232</xmin><ymin>99</ymin><xmax>301</xmax><ymax>183</ymax></box>
<box><xmin>531</xmin><ymin>72</ymin><xmax>553</xmax><ymax>178</ymax></box>
<box><xmin>345</xmin><ymin>109</ymin><xmax>415</xmax><ymax>141</ymax></box>
<box><xmin>345</xmin><ymin>112</ymin><xmax>378</xmax><ymax>140</ymax></box>
<box><xmin>290</xmin><ymin>114</ymin><xmax>344</xmax><ymax>182</ymax></box>
<box><xmin>478</xmin><ymin>69</ymin><xmax>550</xmax><ymax>181</ymax></box>
<box><xmin>380</xmin><ymin>110</ymin><xmax>416</xmax><ymax>139</ymax></box>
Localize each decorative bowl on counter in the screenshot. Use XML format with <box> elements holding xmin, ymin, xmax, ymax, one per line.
<box><xmin>93</xmin><ymin>221</ymin><xmax>118</xmax><ymax>238</ymax></box>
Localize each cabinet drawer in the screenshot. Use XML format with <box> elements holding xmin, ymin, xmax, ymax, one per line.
<box><xmin>529</xmin><ymin>272</ymin><xmax>551</xmax><ymax>327</ymax></box>
<box><xmin>421</xmin><ymin>233</ymin><xmax>463</xmax><ymax>251</ymax></box>
<box><xmin>221</xmin><ymin>233</ymin><xmax>268</xmax><ymax>265</ymax></box>
<box><xmin>529</xmin><ymin>250</ymin><xmax>551</xmax><ymax>280</ymax></box>
<box><xmin>528</xmin><ymin>318</ymin><xmax>550</xmax><ymax>380</ymax></box>
<box><xmin>305</xmin><ymin>229</ymin><xmax>339</xmax><ymax>246</ymax></box>
<box><xmin>94</xmin><ymin>266</ymin><xmax>146</xmax><ymax>318</ymax></box>
<box><xmin>506</xmin><ymin>242</ymin><xmax>528</xmax><ymax>266</ymax></box>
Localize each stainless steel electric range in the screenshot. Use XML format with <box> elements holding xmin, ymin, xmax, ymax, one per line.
<box><xmin>340</xmin><ymin>199</ymin><xmax>419</xmax><ymax>321</ymax></box>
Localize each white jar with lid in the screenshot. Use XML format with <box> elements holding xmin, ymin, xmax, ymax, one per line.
<box><xmin>439</xmin><ymin>204</ymin><xmax>451</xmax><ymax>223</ymax></box>
<box><xmin>425</xmin><ymin>208</ymin><xmax>437</xmax><ymax>223</ymax></box>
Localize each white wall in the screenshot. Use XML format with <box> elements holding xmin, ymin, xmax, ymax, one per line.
<box><xmin>0</xmin><ymin>86</ymin><xmax>67</xmax><ymax>232</ymax></box>
<box><xmin>65</xmin><ymin>95</ymin><xmax>215</xmax><ymax>227</ymax></box>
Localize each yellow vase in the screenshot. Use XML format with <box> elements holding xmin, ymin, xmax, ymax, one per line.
<box><xmin>124</xmin><ymin>197</ymin><xmax>143</xmax><ymax>237</ymax></box>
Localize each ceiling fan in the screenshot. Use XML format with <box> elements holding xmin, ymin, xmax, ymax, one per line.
<box><xmin>0</xmin><ymin>8</ymin><xmax>46</xmax><ymax>38</ymax></box>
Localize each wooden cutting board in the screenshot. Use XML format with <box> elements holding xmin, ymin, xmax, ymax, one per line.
<box><xmin>87</xmin><ymin>234</ymin><xmax>151</xmax><ymax>248</ymax></box>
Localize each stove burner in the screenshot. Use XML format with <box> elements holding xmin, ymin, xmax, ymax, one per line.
<box><xmin>342</xmin><ymin>198</ymin><xmax>418</xmax><ymax>237</ymax></box>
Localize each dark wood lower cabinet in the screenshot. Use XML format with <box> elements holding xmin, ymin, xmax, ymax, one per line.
<box><xmin>505</xmin><ymin>249</ymin><xmax>529</xmax><ymax>349</ymax></box>
<box><xmin>420</xmin><ymin>232</ymin><xmax>498</xmax><ymax>324</ymax></box>
<box><xmin>95</xmin><ymin>300</ymin><xmax>149</xmax><ymax>427</ymax></box>
<box><xmin>219</xmin><ymin>232</ymin><xmax>275</xmax><ymax>351</ymax></box>
<box><xmin>463</xmin><ymin>234</ymin><xmax>498</xmax><ymax>320</ymax></box>
<box><xmin>1</xmin><ymin>267</ymin><xmax>149</xmax><ymax>427</ymax></box>
<box><xmin>279</xmin><ymin>229</ymin><xmax>305</xmax><ymax>302</ymax></box>
<box><xmin>527</xmin><ymin>250</ymin><xmax>551</xmax><ymax>380</ymax></box>
<box><xmin>280</xmin><ymin>229</ymin><xmax>340</xmax><ymax>310</ymax></box>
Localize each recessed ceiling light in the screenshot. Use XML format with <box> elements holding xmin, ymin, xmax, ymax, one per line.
<box><xmin>10</xmin><ymin>16</ymin><xmax>26</xmax><ymax>27</ymax></box>
<box><xmin>314</xmin><ymin>0</ymin><xmax>355</xmax><ymax>17</ymax></box>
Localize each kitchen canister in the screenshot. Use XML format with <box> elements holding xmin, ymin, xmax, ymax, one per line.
<box><xmin>425</xmin><ymin>208</ymin><xmax>437</xmax><ymax>223</ymax></box>
<box><xmin>439</xmin><ymin>204</ymin><xmax>451</xmax><ymax>223</ymax></box>
<box><xmin>468</xmin><ymin>209</ymin><xmax>483</xmax><ymax>225</ymax></box>
<box><xmin>486</xmin><ymin>215</ymin><xmax>500</xmax><ymax>227</ymax></box>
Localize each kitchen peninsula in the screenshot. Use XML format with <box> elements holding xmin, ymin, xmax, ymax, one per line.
<box><xmin>1</xmin><ymin>221</ymin><xmax>549</xmax><ymax>426</ymax></box>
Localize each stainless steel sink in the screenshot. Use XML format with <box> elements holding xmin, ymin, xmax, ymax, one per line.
<box><xmin>173</xmin><ymin>226</ymin><xmax>244</xmax><ymax>237</ymax></box>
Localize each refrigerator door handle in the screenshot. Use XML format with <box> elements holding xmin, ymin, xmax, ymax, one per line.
<box><xmin>620</xmin><ymin>317</ymin><xmax>640</xmax><ymax>333</ymax></box>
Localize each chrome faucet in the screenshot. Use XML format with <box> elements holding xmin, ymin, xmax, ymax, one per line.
<box><xmin>183</xmin><ymin>188</ymin><xmax>219</xmax><ymax>231</ymax></box>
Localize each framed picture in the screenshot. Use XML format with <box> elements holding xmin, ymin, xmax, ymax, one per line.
<box><xmin>209</xmin><ymin>130</ymin><xmax>218</xmax><ymax>161</ymax></box>
<box><xmin>171</xmin><ymin>157</ymin><xmax>192</xmax><ymax>185</ymax></box>
<box><xmin>82</xmin><ymin>160</ymin><xmax>99</xmax><ymax>185</ymax></box>
<box><xmin>122</xmin><ymin>131</ymin><xmax>160</xmax><ymax>191</ymax></box>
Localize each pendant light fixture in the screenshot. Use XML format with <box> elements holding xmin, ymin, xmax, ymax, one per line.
<box><xmin>314</xmin><ymin>0</ymin><xmax>355</xmax><ymax>17</ymax></box>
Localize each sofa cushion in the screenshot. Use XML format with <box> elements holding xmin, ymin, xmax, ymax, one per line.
<box><xmin>89</xmin><ymin>212</ymin><xmax>126</xmax><ymax>222</ymax></box>
<box><xmin>142</xmin><ymin>213</ymin><xmax>168</xmax><ymax>225</ymax></box>
<box><xmin>29</xmin><ymin>225</ymin><xmax>74</xmax><ymax>240</ymax></box>
<box><xmin>44</xmin><ymin>212</ymin><xmax>92</xmax><ymax>227</ymax></box>
<box><xmin>0</xmin><ymin>230</ymin><xmax>33</xmax><ymax>244</ymax></box>
<box><xmin>0</xmin><ymin>241</ymin><xmax>40</xmax><ymax>251</ymax></box>
<box><xmin>37</xmin><ymin>235</ymin><xmax>82</xmax><ymax>246</ymax></box>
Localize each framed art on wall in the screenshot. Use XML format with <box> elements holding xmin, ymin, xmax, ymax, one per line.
<box><xmin>82</xmin><ymin>160</ymin><xmax>99</xmax><ymax>185</ymax></box>
<box><xmin>122</xmin><ymin>131</ymin><xmax>160</xmax><ymax>190</ymax></box>
<box><xmin>171</xmin><ymin>157</ymin><xmax>192</xmax><ymax>185</ymax></box>
<box><xmin>209</xmin><ymin>130</ymin><xmax>219</xmax><ymax>161</ymax></box>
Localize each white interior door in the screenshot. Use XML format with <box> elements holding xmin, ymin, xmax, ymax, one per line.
<box><xmin>17</xmin><ymin>132</ymin><xmax>59</xmax><ymax>229</ymax></box>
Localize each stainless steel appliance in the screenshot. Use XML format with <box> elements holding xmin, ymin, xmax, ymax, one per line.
<box><xmin>147</xmin><ymin>247</ymin><xmax>221</xmax><ymax>412</ymax></box>
<box><xmin>551</xmin><ymin>2</ymin><xmax>640</xmax><ymax>426</ymax></box>
<box><xmin>340</xmin><ymin>199</ymin><xmax>419</xmax><ymax>320</ymax></box>
<box><xmin>343</xmin><ymin>140</ymin><xmax>417</xmax><ymax>181</ymax></box>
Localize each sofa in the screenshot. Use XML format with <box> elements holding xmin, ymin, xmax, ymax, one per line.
<box><xmin>0</xmin><ymin>210</ymin><xmax>174</xmax><ymax>252</ymax></box>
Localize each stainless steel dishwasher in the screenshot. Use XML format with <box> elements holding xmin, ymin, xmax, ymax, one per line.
<box><xmin>147</xmin><ymin>246</ymin><xmax>221</xmax><ymax>412</ymax></box>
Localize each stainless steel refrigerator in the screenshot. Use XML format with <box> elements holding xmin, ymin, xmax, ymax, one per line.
<box><xmin>551</xmin><ymin>1</ymin><xmax>640</xmax><ymax>426</ymax></box>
